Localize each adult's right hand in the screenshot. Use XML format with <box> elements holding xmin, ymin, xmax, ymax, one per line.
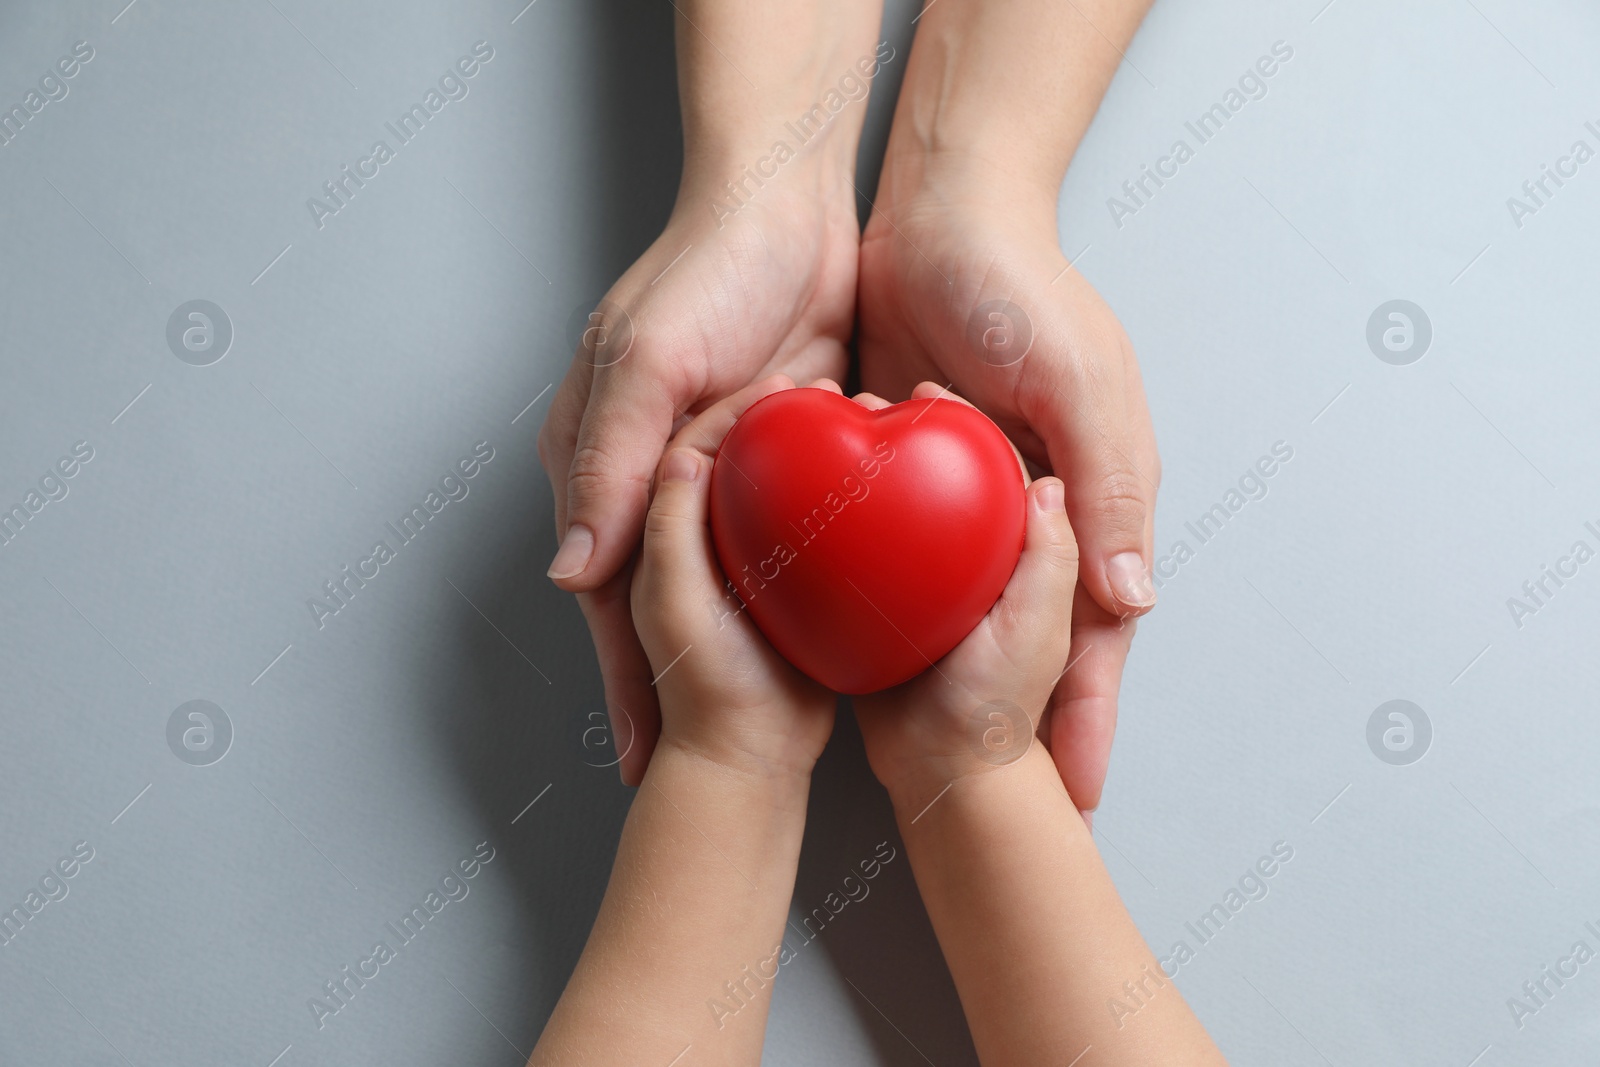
<box><xmin>539</xmin><ymin>179</ymin><xmax>858</xmax><ymax>785</ymax></box>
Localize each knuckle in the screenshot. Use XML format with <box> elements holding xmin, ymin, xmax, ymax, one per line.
<box><xmin>1037</xmin><ymin>548</ymin><xmax>1080</xmax><ymax>594</ymax></box>
<box><xmin>566</xmin><ymin>443</ymin><xmax>650</xmax><ymax>509</ymax></box>
<box><xmin>641</xmin><ymin>499</ymin><xmax>680</xmax><ymax>545</ymax></box>
<box><xmin>1086</xmin><ymin>471</ymin><xmax>1149</xmax><ymax>531</ymax></box>
<box><xmin>1047</xmin><ymin>524</ymin><xmax>1082</xmax><ymax>567</ymax></box>
<box><xmin>567</xmin><ymin>441</ymin><xmax>620</xmax><ymax>483</ymax></box>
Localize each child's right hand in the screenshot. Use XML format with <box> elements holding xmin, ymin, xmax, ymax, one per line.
<box><xmin>849</xmin><ymin>397</ymin><xmax>1227</xmax><ymax>1065</ymax></box>
<box><xmin>854</xmin><ymin>433</ymin><xmax>1081</xmax><ymax>808</ymax></box>
<box><xmin>629</xmin><ymin>375</ymin><xmax>839</xmax><ymax>783</ymax></box>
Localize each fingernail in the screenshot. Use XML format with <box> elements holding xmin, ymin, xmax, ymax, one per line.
<box><xmin>1035</xmin><ymin>478</ymin><xmax>1065</xmax><ymax>513</ymax></box>
<box><xmin>662</xmin><ymin>449</ymin><xmax>700</xmax><ymax>484</ymax></box>
<box><xmin>547</xmin><ymin>523</ymin><xmax>595</xmax><ymax>580</ymax></box>
<box><xmin>1107</xmin><ymin>551</ymin><xmax>1155</xmax><ymax>608</ymax></box>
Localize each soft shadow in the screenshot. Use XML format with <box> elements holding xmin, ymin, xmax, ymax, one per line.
<box><xmin>794</xmin><ymin>706</ymin><xmax>979</xmax><ymax>1066</ymax></box>
<box><xmin>425</xmin><ymin>0</ymin><xmax>683</xmax><ymax>1051</ymax></box>
<box><xmin>429</xmin><ymin>0</ymin><xmax>974</xmax><ymax>1061</ymax></box>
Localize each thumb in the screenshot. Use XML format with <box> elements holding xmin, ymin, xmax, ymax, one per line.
<box><xmin>642</xmin><ymin>448</ymin><xmax>710</xmax><ymax>566</ymax></box>
<box><xmin>984</xmin><ymin>477</ymin><xmax>1079</xmax><ymax>701</ymax></box>
<box><xmin>633</xmin><ymin>447</ymin><xmax>715</xmax><ymax>658</ymax></box>
<box><xmin>550</xmin><ymin>364</ymin><xmax>683</xmax><ymax>592</ymax></box>
<box><xmin>633</xmin><ymin>375</ymin><xmax>795</xmax><ymax>638</ymax></box>
<box><xmin>1035</xmin><ymin>376</ymin><xmax>1158</xmax><ymax>621</ymax></box>
<box><xmin>1016</xmin><ymin>302</ymin><xmax>1159</xmax><ymax>621</ymax></box>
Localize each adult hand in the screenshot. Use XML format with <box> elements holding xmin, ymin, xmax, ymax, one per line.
<box><xmin>540</xmin><ymin>179</ymin><xmax>857</xmax><ymax>786</ymax></box>
<box><xmin>539</xmin><ymin>0</ymin><xmax>890</xmax><ymax>785</ymax></box>
<box><xmin>856</xmin><ymin>181</ymin><xmax>1159</xmax><ymax>818</ymax></box>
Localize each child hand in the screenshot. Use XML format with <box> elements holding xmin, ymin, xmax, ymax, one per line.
<box><xmin>852</xmin><ymin>388</ymin><xmax>1079</xmax><ymax>804</ymax></box>
<box><xmin>630</xmin><ymin>375</ymin><xmax>838</xmax><ymax>781</ymax></box>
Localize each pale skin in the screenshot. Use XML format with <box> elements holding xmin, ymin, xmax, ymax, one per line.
<box><xmin>538</xmin><ymin>0</ymin><xmax>876</xmax><ymax>785</ymax></box>
<box><xmin>540</xmin><ymin>0</ymin><xmax>1162</xmax><ymax>819</ymax></box>
<box><xmin>531</xmin><ymin>378</ymin><xmax>836</xmax><ymax>1067</ymax></box>
<box><xmin>537</xmin><ymin>0</ymin><xmax>1194</xmax><ymax>1060</ymax></box>
<box><xmin>531</xmin><ymin>379</ymin><xmax>1224</xmax><ymax>1066</ymax></box>
<box><xmin>860</xmin><ymin>0</ymin><xmax>1163</xmax><ymax>816</ymax></box>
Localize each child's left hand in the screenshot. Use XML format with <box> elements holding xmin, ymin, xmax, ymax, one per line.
<box><xmin>630</xmin><ymin>375</ymin><xmax>838</xmax><ymax>782</ymax></box>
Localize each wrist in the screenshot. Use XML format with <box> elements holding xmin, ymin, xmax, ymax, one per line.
<box><xmin>654</xmin><ymin>729</ymin><xmax>818</xmax><ymax>806</ymax></box>
<box><xmin>677</xmin><ymin>141</ymin><xmax>857</xmax><ymax>231</ymax></box>
<box><xmin>862</xmin><ymin>698</ymin><xmax>1049</xmax><ymax>816</ymax></box>
<box><xmin>877</xmin><ymin>118</ymin><xmax>1064</xmax><ymax>226</ymax></box>
<box><xmin>873</xmin><ymin>120</ymin><xmax>1063</xmax><ymax>240</ymax></box>
<box><xmin>886</xmin><ymin>745</ymin><xmax>1070</xmax><ymax>830</ymax></box>
<box><xmin>873</xmin><ymin>0</ymin><xmax>1150</xmax><ymax>224</ymax></box>
<box><xmin>874</xmin><ymin>19</ymin><xmax>1070</xmax><ymax>219</ymax></box>
<box><xmin>676</xmin><ymin>38</ymin><xmax>897</xmax><ymax>223</ymax></box>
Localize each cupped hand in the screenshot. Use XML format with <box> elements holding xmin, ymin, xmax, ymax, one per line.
<box><xmin>631</xmin><ymin>376</ymin><xmax>839</xmax><ymax>780</ymax></box>
<box><xmin>856</xmin><ymin>178</ymin><xmax>1160</xmax><ymax>815</ymax></box>
<box><xmin>539</xmin><ymin>180</ymin><xmax>858</xmax><ymax>785</ymax></box>
<box><xmin>852</xmin><ymin>432</ymin><xmax>1080</xmax><ymax>806</ymax></box>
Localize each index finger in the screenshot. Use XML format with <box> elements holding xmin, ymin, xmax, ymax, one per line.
<box><xmin>1045</xmin><ymin>588</ymin><xmax>1137</xmax><ymax>814</ymax></box>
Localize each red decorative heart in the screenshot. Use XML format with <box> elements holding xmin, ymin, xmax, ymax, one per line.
<box><xmin>709</xmin><ymin>389</ymin><xmax>1026</xmax><ymax>694</ymax></box>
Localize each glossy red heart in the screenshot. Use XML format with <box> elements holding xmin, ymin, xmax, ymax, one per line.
<box><xmin>709</xmin><ymin>389</ymin><xmax>1026</xmax><ymax>694</ymax></box>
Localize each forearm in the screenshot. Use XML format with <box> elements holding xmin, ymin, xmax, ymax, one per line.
<box><xmin>881</xmin><ymin>0</ymin><xmax>1154</xmax><ymax>216</ymax></box>
<box><xmin>889</xmin><ymin>749</ymin><xmax>1225</xmax><ymax>1065</ymax></box>
<box><xmin>532</xmin><ymin>739</ymin><xmax>812</xmax><ymax>1066</ymax></box>
<box><xmin>673</xmin><ymin>0</ymin><xmax>888</xmax><ymax>201</ymax></box>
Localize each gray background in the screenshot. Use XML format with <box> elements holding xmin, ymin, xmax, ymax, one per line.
<box><xmin>1</xmin><ymin>0</ymin><xmax>1596</xmax><ymax>1064</ymax></box>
